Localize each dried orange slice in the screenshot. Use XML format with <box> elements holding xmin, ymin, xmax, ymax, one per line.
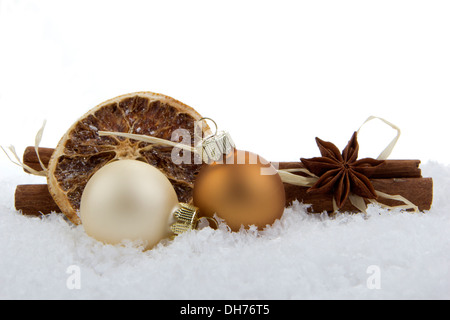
<box><xmin>47</xmin><ymin>92</ymin><xmax>207</xmax><ymax>225</ymax></box>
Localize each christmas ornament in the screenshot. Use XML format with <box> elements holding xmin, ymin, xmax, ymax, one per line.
<box><xmin>193</xmin><ymin>149</ymin><xmax>286</xmax><ymax>231</ymax></box>
<box><xmin>192</xmin><ymin>120</ymin><xmax>286</xmax><ymax>231</ymax></box>
<box><xmin>80</xmin><ymin>159</ymin><xmax>198</xmax><ymax>249</ymax></box>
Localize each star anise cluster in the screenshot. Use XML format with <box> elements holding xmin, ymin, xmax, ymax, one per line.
<box><xmin>301</xmin><ymin>132</ymin><xmax>384</xmax><ymax>209</ymax></box>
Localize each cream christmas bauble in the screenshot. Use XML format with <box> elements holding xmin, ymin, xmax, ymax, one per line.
<box><xmin>80</xmin><ymin>159</ymin><xmax>180</xmax><ymax>249</ymax></box>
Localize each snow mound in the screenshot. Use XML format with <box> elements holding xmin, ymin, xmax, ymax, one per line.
<box><xmin>0</xmin><ymin>161</ymin><xmax>449</xmax><ymax>299</ymax></box>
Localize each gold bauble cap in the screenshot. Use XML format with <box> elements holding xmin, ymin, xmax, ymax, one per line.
<box><xmin>171</xmin><ymin>203</ymin><xmax>199</xmax><ymax>235</ymax></box>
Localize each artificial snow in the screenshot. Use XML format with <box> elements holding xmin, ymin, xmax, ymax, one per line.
<box><xmin>0</xmin><ymin>160</ymin><xmax>449</xmax><ymax>300</ymax></box>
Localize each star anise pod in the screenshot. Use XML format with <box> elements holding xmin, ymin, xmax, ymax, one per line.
<box><xmin>300</xmin><ymin>132</ymin><xmax>385</xmax><ymax>209</ymax></box>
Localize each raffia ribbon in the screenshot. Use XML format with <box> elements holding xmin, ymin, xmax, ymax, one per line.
<box><xmin>277</xmin><ymin>116</ymin><xmax>419</xmax><ymax>213</ymax></box>
<box><xmin>1</xmin><ymin>120</ymin><xmax>48</xmax><ymax>177</ymax></box>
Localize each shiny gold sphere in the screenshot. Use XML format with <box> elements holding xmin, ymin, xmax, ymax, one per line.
<box><xmin>193</xmin><ymin>150</ymin><xmax>286</xmax><ymax>231</ymax></box>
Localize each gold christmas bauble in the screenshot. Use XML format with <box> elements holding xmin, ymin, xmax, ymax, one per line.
<box><xmin>193</xmin><ymin>150</ymin><xmax>286</xmax><ymax>231</ymax></box>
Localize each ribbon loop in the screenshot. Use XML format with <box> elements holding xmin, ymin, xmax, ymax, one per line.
<box><xmin>357</xmin><ymin>116</ymin><xmax>401</xmax><ymax>160</ymax></box>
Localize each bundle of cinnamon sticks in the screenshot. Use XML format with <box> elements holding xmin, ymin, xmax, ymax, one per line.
<box><xmin>279</xmin><ymin>161</ymin><xmax>432</xmax><ymax>213</ymax></box>
<box><xmin>15</xmin><ymin>147</ymin><xmax>433</xmax><ymax>216</ymax></box>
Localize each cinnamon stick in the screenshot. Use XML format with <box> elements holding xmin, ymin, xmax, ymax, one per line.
<box><xmin>17</xmin><ymin>148</ymin><xmax>432</xmax><ymax>216</ymax></box>
<box><xmin>283</xmin><ymin>177</ymin><xmax>433</xmax><ymax>213</ymax></box>
<box><xmin>24</xmin><ymin>147</ymin><xmax>424</xmax><ymax>179</ymax></box>
<box><xmin>15</xmin><ymin>176</ymin><xmax>433</xmax><ymax>216</ymax></box>
<box><xmin>23</xmin><ymin>147</ymin><xmax>54</xmax><ymax>173</ymax></box>
<box><xmin>278</xmin><ymin>160</ymin><xmax>422</xmax><ymax>179</ymax></box>
<box><xmin>15</xmin><ymin>184</ymin><xmax>61</xmax><ymax>216</ymax></box>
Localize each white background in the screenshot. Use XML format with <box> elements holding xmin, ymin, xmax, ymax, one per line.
<box><xmin>1</xmin><ymin>0</ymin><xmax>449</xmax><ymax>165</ymax></box>
<box><xmin>1</xmin><ymin>1</ymin><xmax>449</xmax><ymax>300</ymax></box>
